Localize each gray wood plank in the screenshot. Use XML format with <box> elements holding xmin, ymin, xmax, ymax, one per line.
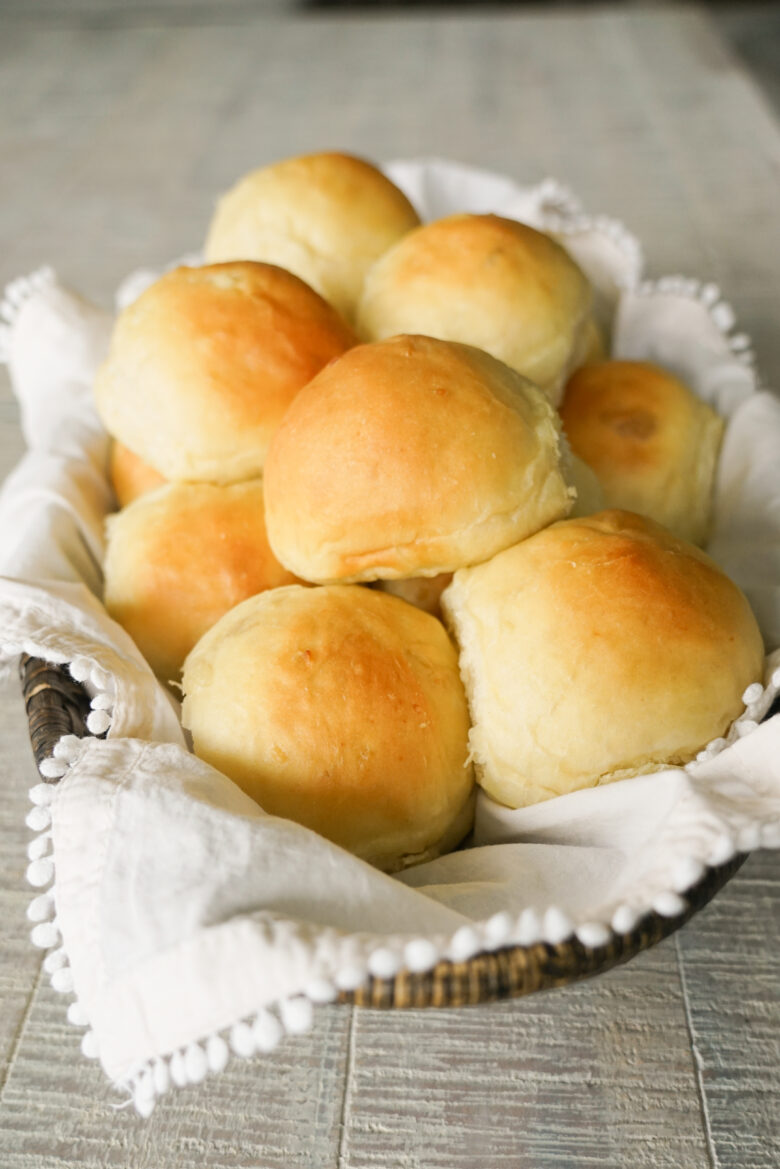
<box><xmin>339</xmin><ymin>942</ymin><xmax>711</xmax><ymax>1169</ymax></box>
<box><xmin>0</xmin><ymin>0</ymin><xmax>291</xmax><ymax>22</ymax></box>
<box><xmin>0</xmin><ymin>676</ymin><xmax>44</xmax><ymax>1089</ymax></box>
<box><xmin>677</xmin><ymin>852</ymin><xmax>780</xmax><ymax>1169</ymax></box>
<box><xmin>0</xmin><ymin>978</ymin><xmax>352</xmax><ymax>1168</ymax></box>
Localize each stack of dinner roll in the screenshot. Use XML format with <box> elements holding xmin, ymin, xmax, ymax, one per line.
<box><xmin>95</xmin><ymin>150</ymin><xmax>764</xmax><ymax>874</ymax></box>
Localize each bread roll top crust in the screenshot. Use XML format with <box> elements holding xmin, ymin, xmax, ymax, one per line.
<box><xmin>104</xmin><ymin>479</ymin><xmax>298</xmax><ymax>681</ymax></box>
<box><xmin>357</xmin><ymin>213</ymin><xmax>592</xmax><ymax>403</ymax></box>
<box><xmin>560</xmin><ymin>360</ymin><xmax>724</xmax><ymax>545</ymax></box>
<box><xmin>94</xmin><ymin>261</ymin><xmax>356</xmax><ymax>483</ymax></box>
<box><xmin>264</xmin><ymin>334</ymin><xmax>573</xmax><ymax>583</ymax></box>
<box><xmin>442</xmin><ymin>510</ymin><xmax>765</xmax><ymax>808</ymax></box>
<box><xmin>182</xmin><ymin>584</ymin><xmax>475</xmax><ymax>871</ymax></box>
<box><xmin>205</xmin><ymin>152</ymin><xmax>421</xmax><ymax>320</ymax></box>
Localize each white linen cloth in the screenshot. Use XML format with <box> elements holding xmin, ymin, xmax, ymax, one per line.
<box><xmin>1</xmin><ymin>160</ymin><xmax>778</xmax><ymax>1115</ymax></box>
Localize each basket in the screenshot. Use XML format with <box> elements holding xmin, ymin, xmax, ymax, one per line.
<box><xmin>5</xmin><ymin>165</ymin><xmax>778</xmax><ymax>1117</ymax></box>
<box><xmin>20</xmin><ymin>652</ymin><xmax>755</xmax><ymax>1010</ymax></box>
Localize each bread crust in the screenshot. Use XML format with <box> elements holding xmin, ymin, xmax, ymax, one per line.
<box><xmin>109</xmin><ymin>440</ymin><xmax>166</xmax><ymax>508</ymax></box>
<box><xmin>205</xmin><ymin>152</ymin><xmax>420</xmax><ymax>321</ymax></box>
<box><xmin>442</xmin><ymin>510</ymin><xmax>765</xmax><ymax>808</ymax></box>
<box><xmin>357</xmin><ymin>213</ymin><xmax>592</xmax><ymax>403</ymax></box>
<box><xmin>182</xmin><ymin>585</ymin><xmax>475</xmax><ymax>871</ymax></box>
<box><xmin>264</xmin><ymin>335</ymin><xmax>574</xmax><ymax>583</ymax></box>
<box><xmin>95</xmin><ymin>262</ymin><xmax>356</xmax><ymax>483</ymax></box>
<box><xmin>560</xmin><ymin>360</ymin><xmax>724</xmax><ymax>545</ymax></box>
<box><xmin>104</xmin><ymin>479</ymin><xmax>299</xmax><ymax>680</ymax></box>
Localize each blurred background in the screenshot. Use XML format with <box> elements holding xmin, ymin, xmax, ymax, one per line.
<box><xmin>0</xmin><ymin>0</ymin><xmax>778</xmax><ymax>308</ymax></box>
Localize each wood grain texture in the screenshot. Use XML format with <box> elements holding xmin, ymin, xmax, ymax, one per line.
<box><xmin>0</xmin><ymin>977</ymin><xmax>352</xmax><ymax>1168</ymax></box>
<box><xmin>339</xmin><ymin>941</ymin><xmax>712</xmax><ymax>1169</ymax></box>
<box><xmin>676</xmin><ymin>850</ymin><xmax>780</xmax><ymax>1169</ymax></box>
<box><xmin>0</xmin><ymin>678</ymin><xmax>44</xmax><ymax>1084</ymax></box>
<box><xmin>0</xmin><ymin>4</ymin><xmax>779</xmax><ymax>1166</ymax></box>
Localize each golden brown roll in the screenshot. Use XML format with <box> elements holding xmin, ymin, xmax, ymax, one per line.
<box><xmin>375</xmin><ymin>573</ymin><xmax>453</xmax><ymax>619</ymax></box>
<box><xmin>560</xmin><ymin>360</ymin><xmax>724</xmax><ymax>545</ymax></box>
<box><xmin>264</xmin><ymin>334</ymin><xmax>574</xmax><ymax>583</ymax></box>
<box><xmin>181</xmin><ymin>585</ymin><xmax>476</xmax><ymax>872</ymax></box>
<box><xmin>204</xmin><ymin>152</ymin><xmax>421</xmax><ymax>322</ymax></box>
<box><xmin>109</xmin><ymin>440</ymin><xmax>166</xmax><ymax>508</ymax></box>
<box><xmin>103</xmin><ymin>480</ymin><xmax>299</xmax><ymax>681</ymax></box>
<box><xmin>94</xmin><ymin>262</ymin><xmax>357</xmax><ymax>484</ymax></box>
<box><xmin>441</xmin><ymin>511</ymin><xmax>765</xmax><ymax>810</ymax></box>
<box><xmin>356</xmin><ymin>214</ymin><xmax>592</xmax><ymax>404</ymax></box>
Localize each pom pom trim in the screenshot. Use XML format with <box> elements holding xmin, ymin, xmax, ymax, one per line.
<box><xmin>0</xmin><ymin>266</ymin><xmax>56</xmax><ymax>364</ymax></box>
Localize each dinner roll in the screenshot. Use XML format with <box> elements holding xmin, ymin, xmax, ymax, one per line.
<box><xmin>375</xmin><ymin>573</ymin><xmax>453</xmax><ymax>619</ymax></box>
<box><xmin>560</xmin><ymin>360</ymin><xmax>724</xmax><ymax>545</ymax></box>
<box><xmin>356</xmin><ymin>214</ymin><xmax>592</xmax><ymax>403</ymax></box>
<box><xmin>182</xmin><ymin>585</ymin><xmax>476</xmax><ymax>872</ymax></box>
<box><xmin>104</xmin><ymin>480</ymin><xmax>299</xmax><ymax>681</ymax></box>
<box><xmin>442</xmin><ymin>510</ymin><xmax>764</xmax><ymax>809</ymax></box>
<box><xmin>264</xmin><ymin>335</ymin><xmax>574</xmax><ymax>583</ymax></box>
<box><xmin>109</xmin><ymin>440</ymin><xmax>166</xmax><ymax>508</ymax></box>
<box><xmin>205</xmin><ymin>152</ymin><xmax>421</xmax><ymax>321</ymax></box>
<box><xmin>95</xmin><ymin>262</ymin><xmax>356</xmax><ymax>483</ymax></box>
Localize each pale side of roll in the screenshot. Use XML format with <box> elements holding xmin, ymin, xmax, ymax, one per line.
<box><xmin>374</xmin><ymin>573</ymin><xmax>454</xmax><ymax>620</ymax></box>
<box><xmin>94</xmin><ymin>261</ymin><xmax>356</xmax><ymax>484</ymax></box>
<box><xmin>181</xmin><ymin>585</ymin><xmax>476</xmax><ymax>872</ymax></box>
<box><xmin>104</xmin><ymin>480</ymin><xmax>299</xmax><ymax>681</ymax></box>
<box><xmin>560</xmin><ymin>360</ymin><xmax>724</xmax><ymax>546</ymax></box>
<box><xmin>565</xmin><ymin>453</ymin><xmax>606</xmax><ymax>518</ymax></box>
<box><xmin>205</xmin><ymin>151</ymin><xmax>421</xmax><ymax>322</ymax></box>
<box><xmin>441</xmin><ymin>510</ymin><xmax>765</xmax><ymax>809</ymax></box>
<box><xmin>264</xmin><ymin>334</ymin><xmax>575</xmax><ymax>584</ymax></box>
<box><xmin>356</xmin><ymin>213</ymin><xmax>592</xmax><ymax>404</ymax></box>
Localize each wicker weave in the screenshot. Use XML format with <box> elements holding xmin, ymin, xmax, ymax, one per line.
<box><xmin>19</xmin><ymin>652</ymin><xmax>749</xmax><ymax>1009</ymax></box>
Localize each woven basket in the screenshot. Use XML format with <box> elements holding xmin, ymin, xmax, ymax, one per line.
<box><xmin>20</xmin><ymin>652</ymin><xmax>755</xmax><ymax>1010</ymax></box>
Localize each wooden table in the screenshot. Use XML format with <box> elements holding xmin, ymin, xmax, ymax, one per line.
<box><xmin>1</xmin><ymin>4</ymin><xmax>778</xmax><ymax>1165</ymax></box>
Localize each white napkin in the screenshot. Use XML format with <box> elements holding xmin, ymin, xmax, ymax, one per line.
<box><xmin>2</xmin><ymin>160</ymin><xmax>778</xmax><ymax>1116</ymax></box>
